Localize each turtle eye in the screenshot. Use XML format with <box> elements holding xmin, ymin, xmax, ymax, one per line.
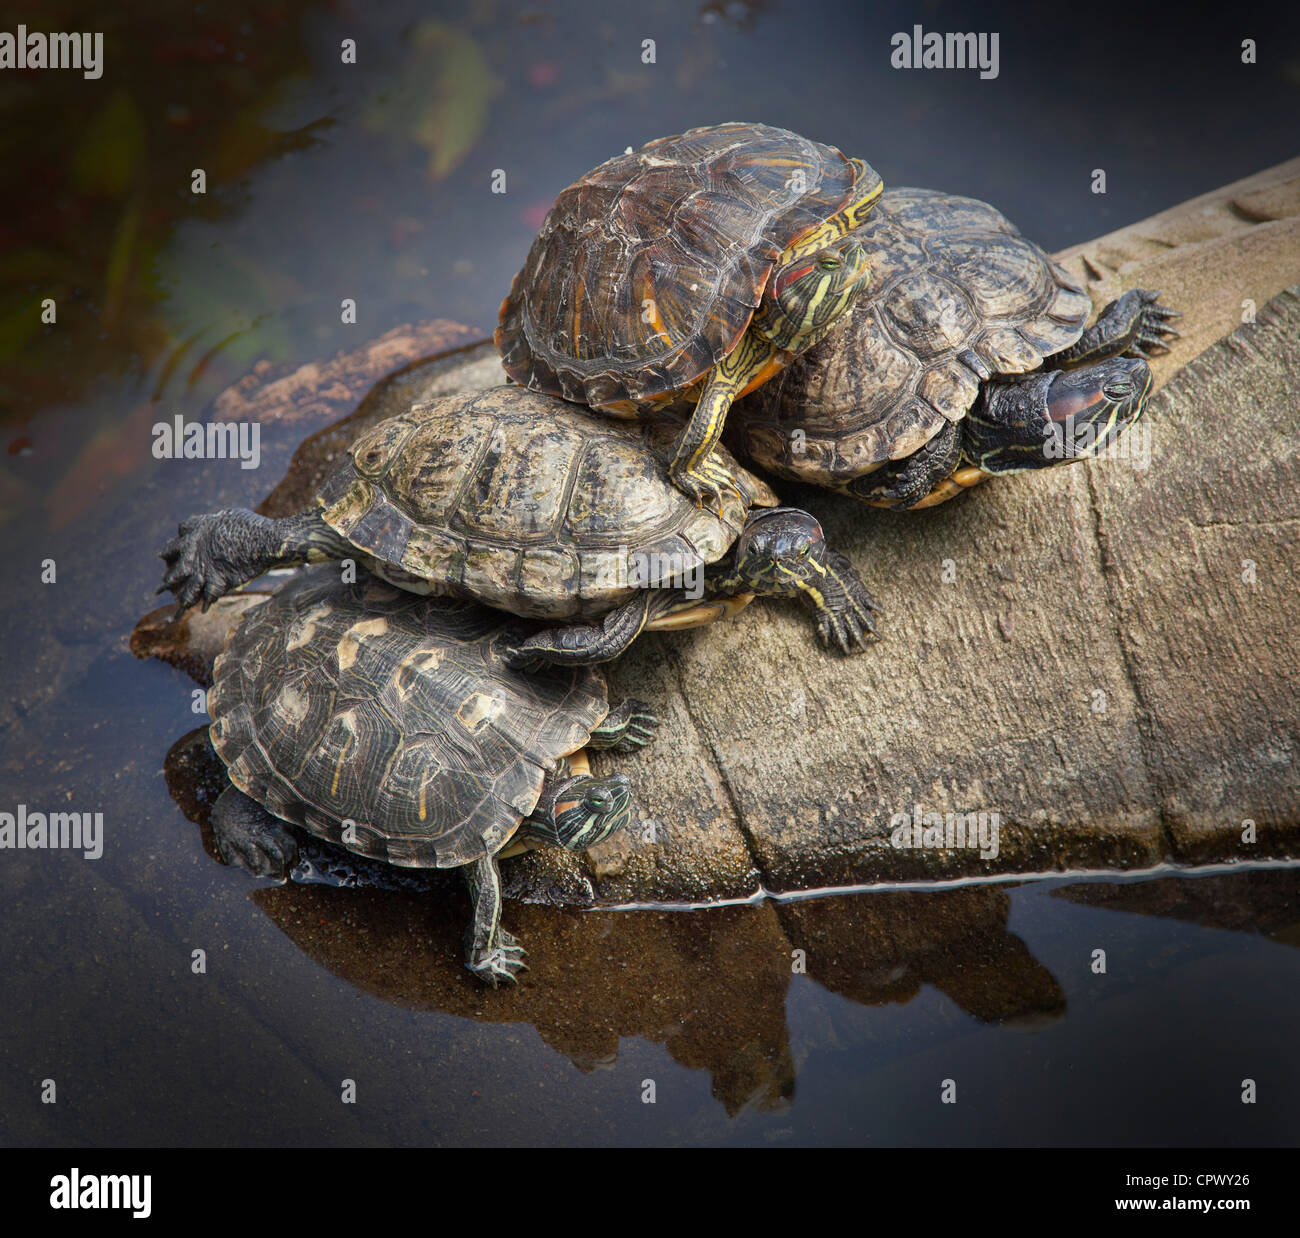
<box><xmin>1103</xmin><ymin>380</ymin><xmax>1134</xmax><ymax>400</ymax></box>
<box><xmin>817</xmin><ymin>256</ymin><xmax>841</xmax><ymax>272</ymax></box>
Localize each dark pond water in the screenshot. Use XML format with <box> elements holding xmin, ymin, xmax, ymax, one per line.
<box><xmin>2</xmin><ymin>0</ymin><xmax>1299</xmax><ymax>1146</ymax></box>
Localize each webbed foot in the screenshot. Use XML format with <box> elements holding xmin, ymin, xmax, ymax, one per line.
<box><xmin>211</xmin><ymin>786</ymin><xmax>298</xmax><ymax>878</ymax></box>
<box><xmin>158</xmin><ymin>509</ymin><xmax>274</xmax><ymax>611</ymax></box>
<box><xmin>671</xmin><ymin>455</ymin><xmax>742</xmax><ymax>514</ymax></box>
<box><xmin>1121</xmin><ymin>288</ymin><xmax>1182</xmax><ymax>359</ymax></box>
<box><xmin>467</xmin><ymin>931</ymin><xmax>529</xmax><ymax>988</ymax></box>
<box><xmin>590</xmin><ymin>696</ymin><xmax>659</xmax><ymax>752</ymax></box>
<box><xmin>814</xmin><ymin>550</ymin><xmax>879</xmax><ymax>654</ymax></box>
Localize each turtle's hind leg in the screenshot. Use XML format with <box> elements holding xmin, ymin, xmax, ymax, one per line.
<box><xmin>589</xmin><ymin>698</ymin><xmax>659</xmax><ymax>752</ymax></box>
<box><xmin>1049</xmin><ymin>288</ymin><xmax>1181</xmax><ymax>365</ymax></box>
<box><xmin>159</xmin><ymin>508</ymin><xmax>353</xmax><ymax>610</ymax></box>
<box><xmin>503</xmin><ymin>589</ymin><xmax>680</xmax><ymax>667</ymax></box>
<box><xmin>843</xmin><ymin>419</ymin><xmax>962</xmax><ymax>510</ymax></box>
<box><xmin>463</xmin><ymin>854</ymin><xmax>527</xmax><ymax>987</ymax></box>
<box><xmin>211</xmin><ymin>786</ymin><xmax>299</xmax><ymax>878</ymax></box>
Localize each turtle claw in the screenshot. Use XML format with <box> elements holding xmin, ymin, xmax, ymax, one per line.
<box><xmin>1123</xmin><ymin>289</ymin><xmax>1182</xmax><ymax>360</ymax></box>
<box><xmin>159</xmin><ymin>511</ymin><xmax>237</xmax><ymax>611</ymax></box>
<box><xmin>214</xmin><ymin>813</ymin><xmax>298</xmax><ymax>879</ymax></box>
<box><xmin>592</xmin><ymin>696</ymin><xmax>660</xmax><ymax>752</ymax></box>
<box><xmin>817</xmin><ymin>606</ymin><xmax>875</xmax><ymax>655</ymax></box>
<box><xmin>673</xmin><ymin>459</ymin><xmax>740</xmax><ymax>515</ymax></box>
<box><xmin>468</xmin><ymin>938</ymin><xmax>529</xmax><ymax>988</ymax></box>
<box><xmin>813</xmin><ymin>549</ymin><xmax>878</xmax><ymax>655</ymax></box>
<box><xmin>498</xmin><ymin>642</ymin><xmax>550</xmax><ymax>674</ymax></box>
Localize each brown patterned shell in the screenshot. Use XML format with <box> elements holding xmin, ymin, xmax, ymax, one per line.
<box><xmin>733</xmin><ymin>187</ymin><xmax>1094</xmax><ymax>484</ymax></box>
<box><xmin>316</xmin><ymin>386</ymin><xmax>779</xmax><ymax>622</ymax></box>
<box><xmin>495</xmin><ymin>122</ymin><xmax>865</xmax><ymax>408</ymax></box>
<box><xmin>208</xmin><ymin>568</ymin><xmax>610</xmax><ymax>870</ymax></box>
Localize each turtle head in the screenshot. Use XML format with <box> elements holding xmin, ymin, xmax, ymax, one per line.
<box><xmin>733</xmin><ymin>507</ymin><xmax>828</xmax><ymax>598</ymax></box>
<box><xmin>533</xmin><ymin>773</ymin><xmax>633</xmax><ymax>852</ymax></box>
<box><xmin>963</xmin><ymin>357</ymin><xmax>1152</xmax><ymax>475</ymax></box>
<box><xmin>756</xmin><ymin>237</ymin><xmax>870</xmax><ymax>351</ymax></box>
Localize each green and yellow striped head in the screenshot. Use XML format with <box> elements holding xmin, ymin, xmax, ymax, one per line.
<box><xmin>754</xmin><ymin>237</ymin><xmax>870</xmax><ymax>352</ymax></box>
<box><xmin>537</xmin><ymin>773</ymin><xmax>633</xmax><ymax>852</ymax></box>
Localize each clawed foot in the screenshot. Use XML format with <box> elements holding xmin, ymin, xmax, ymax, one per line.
<box><xmin>158</xmin><ymin>509</ymin><xmax>262</xmax><ymax>611</ymax></box>
<box><xmin>1114</xmin><ymin>288</ymin><xmax>1182</xmax><ymax>359</ymax></box>
<box><xmin>214</xmin><ymin>813</ymin><xmax>298</xmax><ymax>879</ymax></box>
<box><xmin>594</xmin><ymin>696</ymin><xmax>659</xmax><ymax>752</ymax></box>
<box><xmin>816</xmin><ymin>550</ymin><xmax>878</xmax><ymax>655</ymax></box>
<box><xmin>499</xmin><ymin>641</ymin><xmax>550</xmax><ymax>672</ymax></box>
<box><xmin>467</xmin><ymin>929</ymin><xmax>529</xmax><ymax>987</ymax></box>
<box><xmin>672</xmin><ymin>457</ymin><xmax>742</xmax><ymax>514</ymax></box>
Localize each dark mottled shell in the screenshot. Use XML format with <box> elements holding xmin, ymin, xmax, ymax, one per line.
<box><xmin>317</xmin><ymin>385</ymin><xmax>779</xmax><ymax>621</ymax></box>
<box><xmin>496</xmin><ymin>122</ymin><xmax>863</xmax><ymax>407</ymax></box>
<box><xmin>734</xmin><ymin>188</ymin><xmax>1094</xmax><ymax>484</ymax></box>
<box><xmin>208</xmin><ymin>568</ymin><xmax>609</xmax><ymax>869</ymax></box>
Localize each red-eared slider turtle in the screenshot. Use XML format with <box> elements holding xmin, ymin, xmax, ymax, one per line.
<box><xmin>160</xmin><ymin>386</ymin><xmax>877</xmax><ymax>661</ymax></box>
<box><xmin>731</xmin><ymin>187</ymin><xmax>1180</xmax><ymax>508</ymax></box>
<box><xmin>207</xmin><ymin>567</ymin><xmax>657</xmax><ymax>986</ymax></box>
<box><xmin>495</xmin><ymin>122</ymin><xmax>883</xmax><ymax>508</ymax></box>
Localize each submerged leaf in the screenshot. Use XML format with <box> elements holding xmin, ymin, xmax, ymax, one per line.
<box><xmin>70</xmin><ymin>89</ymin><xmax>146</xmax><ymax>198</ymax></box>
<box><xmin>364</xmin><ymin>21</ymin><xmax>501</xmax><ymax>181</ymax></box>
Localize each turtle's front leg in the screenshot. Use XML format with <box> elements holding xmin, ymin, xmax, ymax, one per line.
<box><xmin>1049</xmin><ymin>288</ymin><xmax>1181</xmax><ymax>366</ymax></box>
<box><xmin>669</xmin><ymin>333</ymin><xmax>777</xmax><ymax>509</ymax></box>
<box><xmin>843</xmin><ymin>419</ymin><xmax>962</xmax><ymax>510</ymax></box>
<box><xmin>159</xmin><ymin>508</ymin><xmax>353</xmax><ymax>610</ymax></box>
<box><xmin>462</xmin><ymin>853</ymin><xmax>527</xmax><ymax>987</ymax></box>
<box><xmin>503</xmin><ymin>588</ymin><xmax>681</xmax><ymax>667</ymax></box>
<box><xmin>588</xmin><ymin>697</ymin><xmax>659</xmax><ymax>751</ymax></box>
<box><xmin>800</xmin><ymin>550</ymin><xmax>879</xmax><ymax>653</ymax></box>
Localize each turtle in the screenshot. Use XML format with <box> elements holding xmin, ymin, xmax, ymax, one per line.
<box><xmin>495</xmin><ymin>121</ymin><xmax>884</xmax><ymax>509</ymax></box>
<box><xmin>730</xmin><ymin>187</ymin><xmax>1181</xmax><ymax>509</ymax></box>
<box><xmin>159</xmin><ymin>385</ymin><xmax>878</xmax><ymax>662</ymax></box>
<box><xmin>206</xmin><ymin>565</ymin><xmax>659</xmax><ymax>986</ymax></box>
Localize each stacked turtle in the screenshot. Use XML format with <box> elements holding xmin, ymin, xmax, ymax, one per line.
<box><xmin>159</xmin><ymin>123</ymin><xmax>1179</xmax><ymax>986</ymax></box>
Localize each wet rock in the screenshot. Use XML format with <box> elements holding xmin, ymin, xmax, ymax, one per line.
<box><xmin>132</xmin><ymin>593</ymin><xmax>270</xmax><ymax>687</ymax></box>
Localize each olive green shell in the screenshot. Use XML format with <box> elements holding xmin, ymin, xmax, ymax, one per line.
<box><xmin>208</xmin><ymin>568</ymin><xmax>609</xmax><ymax>870</ymax></box>
<box><xmin>495</xmin><ymin>122</ymin><xmax>875</xmax><ymax>408</ymax></box>
<box><xmin>316</xmin><ymin>385</ymin><xmax>779</xmax><ymax>621</ymax></box>
<box><xmin>733</xmin><ymin>187</ymin><xmax>1094</xmax><ymax>484</ymax></box>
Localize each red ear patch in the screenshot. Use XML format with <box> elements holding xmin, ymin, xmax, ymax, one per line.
<box><xmin>772</xmin><ymin>262</ymin><xmax>815</xmax><ymax>299</ymax></box>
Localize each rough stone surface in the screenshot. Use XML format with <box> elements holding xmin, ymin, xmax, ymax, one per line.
<box><xmin>135</xmin><ymin>162</ymin><xmax>1300</xmax><ymax>904</ymax></box>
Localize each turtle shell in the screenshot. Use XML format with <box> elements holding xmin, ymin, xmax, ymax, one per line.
<box><xmin>208</xmin><ymin>567</ymin><xmax>610</xmax><ymax>870</ymax></box>
<box><xmin>732</xmin><ymin>187</ymin><xmax>1094</xmax><ymax>485</ymax></box>
<box><xmin>316</xmin><ymin>385</ymin><xmax>779</xmax><ymax>621</ymax></box>
<box><xmin>495</xmin><ymin>122</ymin><xmax>875</xmax><ymax>409</ymax></box>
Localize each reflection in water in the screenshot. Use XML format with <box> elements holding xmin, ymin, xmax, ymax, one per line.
<box><xmin>1054</xmin><ymin>875</ymin><xmax>1300</xmax><ymax>946</ymax></box>
<box><xmin>165</xmin><ymin>726</ymin><xmax>1068</xmax><ymax>1114</ymax></box>
<box><xmin>164</xmin><ymin>719</ymin><xmax>1300</xmax><ymax>1121</ymax></box>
